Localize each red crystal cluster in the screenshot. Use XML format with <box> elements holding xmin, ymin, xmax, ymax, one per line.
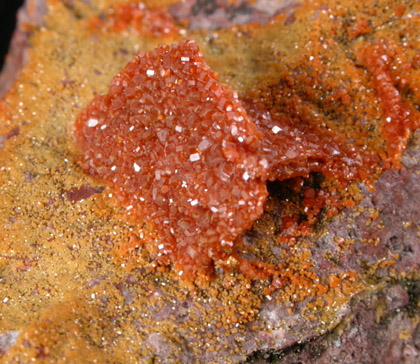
<box><xmin>245</xmin><ymin>102</ymin><xmax>368</xmax><ymax>184</ymax></box>
<box><xmin>74</xmin><ymin>40</ymin><xmax>380</xmax><ymax>279</ymax></box>
<box><xmin>90</xmin><ymin>2</ymin><xmax>180</xmax><ymax>38</ymax></box>
<box><xmin>74</xmin><ymin>40</ymin><xmax>268</xmax><ymax>278</ymax></box>
<box><xmin>358</xmin><ymin>42</ymin><xmax>420</xmax><ymax>168</ymax></box>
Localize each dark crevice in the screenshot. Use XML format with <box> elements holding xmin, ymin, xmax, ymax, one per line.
<box><xmin>244</xmin><ymin>336</ymin><xmax>324</xmax><ymax>363</ymax></box>
<box><xmin>403</xmin><ymin>279</ymin><xmax>420</xmax><ymax>317</ymax></box>
<box><xmin>0</xmin><ymin>0</ymin><xmax>24</xmax><ymax>70</ymax></box>
<box><xmin>62</xmin><ymin>0</ymin><xmax>84</xmax><ymax>20</ymax></box>
<box><xmin>191</xmin><ymin>0</ymin><xmax>220</xmax><ymax>17</ymax></box>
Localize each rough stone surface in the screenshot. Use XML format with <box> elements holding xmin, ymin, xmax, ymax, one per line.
<box><xmin>0</xmin><ymin>1</ymin><xmax>419</xmax><ymax>363</ymax></box>
<box><xmin>251</xmin><ymin>282</ymin><xmax>420</xmax><ymax>364</ymax></box>
<box><xmin>0</xmin><ymin>0</ymin><xmax>47</xmax><ymax>98</ymax></box>
<box><xmin>169</xmin><ymin>0</ymin><xmax>299</xmax><ymax>30</ymax></box>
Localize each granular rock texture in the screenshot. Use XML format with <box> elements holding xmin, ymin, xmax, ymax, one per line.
<box><xmin>169</xmin><ymin>0</ymin><xmax>299</xmax><ymax>30</ymax></box>
<box><xmin>251</xmin><ymin>282</ymin><xmax>420</xmax><ymax>364</ymax></box>
<box><xmin>252</xmin><ymin>130</ymin><xmax>420</xmax><ymax>363</ymax></box>
<box><xmin>0</xmin><ymin>0</ymin><xmax>419</xmax><ymax>363</ymax></box>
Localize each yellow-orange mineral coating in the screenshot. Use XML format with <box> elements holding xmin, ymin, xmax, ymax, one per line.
<box><xmin>2</xmin><ymin>0</ymin><xmax>420</xmax><ymax>362</ymax></box>
<box><xmin>73</xmin><ymin>40</ymin><xmax>268</xmax><ymax>279</ymax></box>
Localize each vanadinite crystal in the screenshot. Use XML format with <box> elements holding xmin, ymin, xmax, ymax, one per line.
<box><xmin>243</xmin><ymin>100</ymin><xmax>375</xmax><ymax>184</ymax></box>
<box><xmin>74</xmin><ymin>40</ymin><xmax>268</xmax><ymax>278</ymax></box>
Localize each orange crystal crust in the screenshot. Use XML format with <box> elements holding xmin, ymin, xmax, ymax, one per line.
<box><xmin>73</xmin><ymin>40</ymin><xmax>268</xmax><ymax>278</ymax></box>
<box><xmin>358</xmin><ymin>42</ymin><xmax>420</xmax><ymax>168</ymax></box>
<box><xmin>89</xmin><ymin>2</ymin><xmax>180</xmax><ymax>38</ymax></box>
<box><xmin>244</xmin><ymin>100</ymin><xmax>373</xmax><ymax>184</ymax></box>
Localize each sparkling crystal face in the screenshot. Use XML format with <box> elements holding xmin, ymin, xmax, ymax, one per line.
<box><xmin>247</xmin><ymin>102</ymin><xmax>369</xmax><ymax>184</ymax></box>
<box><xmin>74</xmin><ymin>40</ymin><xmax>268</xmax><ymax>278</ymax></box>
